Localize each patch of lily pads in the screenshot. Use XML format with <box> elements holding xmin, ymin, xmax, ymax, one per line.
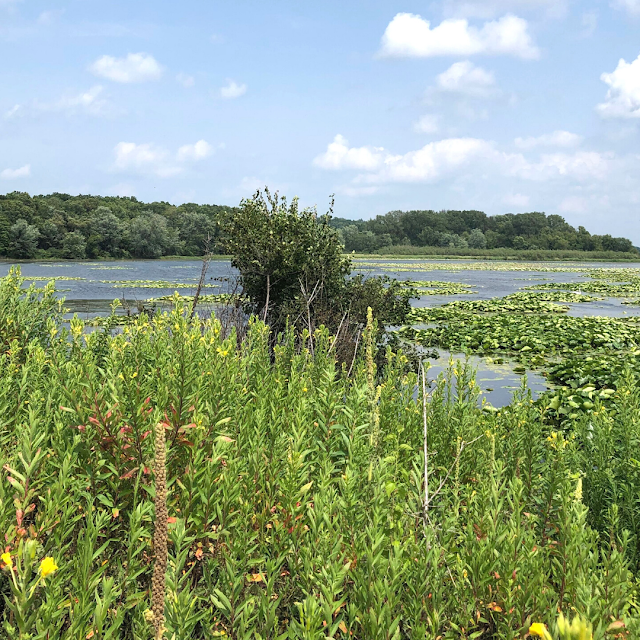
<box><xmin>99</xmin><ymin>279</ymin><xmax>220</xmax><ymax>289</ymax></box>
<box><xmin>399</xmin><ymin>280</ymin><xmax>477</xmax><ymax>295</ymax></box>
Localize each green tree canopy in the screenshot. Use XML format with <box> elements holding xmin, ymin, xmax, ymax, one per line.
<box><xmin>9</xmin><ymin>219</ymin><xmax>40</xmax><ymax>258</ymax></box>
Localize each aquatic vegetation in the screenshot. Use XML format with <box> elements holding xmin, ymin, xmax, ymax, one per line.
<box><xmin>398</xmin><ymin>279</ymin><xmax>477</xmax><ymax>295</ymax></box>
<box><xmin>527</xmin><ymin>280</ymin><xmax>640</xmax><ymax>296</ymax></box>
<box><xmin>146</xmin><ymin>293</ymin><xmax>239</xmax><ymax>304</ymax></box>
<box><xmin>99</xmin><ymin>279</ymin><xmax>220</xmax><ymax>289</ymax></box>
<box><xmin>88</xmin><ymin>266</ymin><xmax>132</xmax><ymax>270</ymax></box>
<box><xmin>402</xmin><ymin>314</ymin><xmax>640</xmax><ymax>364</ymax></box>
<box><xmin>407</xmin><ymin>291</ymin><xmax>601</xmax><ymax>324</ymax></box>
<box><xmin>354</xmin><ymin>259</ymin><xmax>592</xmax><ymax>273</ymax></box>
<box><xmin>22</xmin><ymin>275</ymin><xmax>85</xmax><ymax>281</ymax></box>
<box><xmin>409</xmin><ymin>295</ymin><xmax>570</xmax><ymax>322</ymax></box>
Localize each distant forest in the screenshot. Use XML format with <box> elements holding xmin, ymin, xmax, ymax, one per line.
<box><xmin>0</xmin><ymin>191</ymin><xmax>636</xmax><ymax>258</ymax></box>
<box><xmin>330</xmin><ymin>209</ymin><xmax>637</xmax><ymax>254</ymax></box>
<box><xmin>0</xmin><ymin>192</ymin><xmax>232</xmax><ymax>259</ymax></box>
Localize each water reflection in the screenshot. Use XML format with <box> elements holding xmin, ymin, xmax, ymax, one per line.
<box><xmin>423</xmin><ymin>351</ymin><xmax>548</xmax><ymax>408</ymax></box>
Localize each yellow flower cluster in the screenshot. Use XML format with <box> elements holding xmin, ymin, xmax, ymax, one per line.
<box><xmin>39</xmin><ymin>557</ymin><xmax>58</xmax><ymax>579</ymax></box>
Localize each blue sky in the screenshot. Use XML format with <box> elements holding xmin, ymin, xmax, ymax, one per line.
<box><xmin>2</xmin><ymin>1</ymin><xmax>640</xmax><ymax>240</ymax></box>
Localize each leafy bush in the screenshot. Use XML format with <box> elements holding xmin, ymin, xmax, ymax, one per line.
<box><xmin>223</xmin><ymin>190</ymin><xmax>416</xmax><ymax>362</ymax></box>
<box><xmin>0</xmin><ymin>266</ymin><xmax>64</xmax><ymax>356</ymax></box>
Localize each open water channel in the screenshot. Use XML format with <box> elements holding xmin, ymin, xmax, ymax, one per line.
<box><xmin>4</xmin><ymin>257</ymin><xmax>640</xmax><ymax>408</ymax></box>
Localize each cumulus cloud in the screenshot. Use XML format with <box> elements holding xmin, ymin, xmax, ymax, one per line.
<box><xmin>597</xmin><ymin>53</ymin><xmax>640</xmax><ymax>119</ymax></box>
<box><xmin>414</xmin><ymin>114</ymin><xmax>439</xmax><ymax>134</ymax></box>
<box><xmin>364</xmin><ymin>138</ymin><xmax>498</xmax><ymax>183</ymax></box>
<box><xmin>509</xmin><ymin>151</ymin><xmax>612</xmax><ymax>182</ymax></box>
<box><xmin>177</xmin><ymin>140</ymin><xmax>213</xmax><ymax>162</ymax></box>
<box><xmin>90</xmin><ymin>53</ymin><xmax>163</xmax><ymax>83</ymax></box>
<box><xmin>219</xmin><ymin>80</ymin><xmax>247</xmax><ymax>99</ymax></box>
<box><xmin>176</xmin><ymin>73</ymin><xmax>195</xmax><ymax>88</ymax></box>
<box><xmin>313</xmin><ymin>135</ymin><xmax>385</xmax><ymax>170</ymax></box>
<box><xmin>1</xmin><ymin>164</ymin><xmax>30</xmax><ymax>179</ymax></box>
<box><xmin>113</xmin><ymin>140</ymin><xmax>212</xmax><ymax>177</ymax></box>
<box><xmin>315</xmin><ymin>135</ymin><xmax>611</xmax><ymax>186</ymax></box>
<box><xmin>514</xmin><ymin>130</ymin><xmax>583</xmax><ymax>149</ymax></box>
<box><xmin>113</xmin><ymin>142</ymin><xmax>176</xmax><ymax>177</ymax></box>
<box><xmin>378</xmin><ymin>13</ymin><xmax>539</xmax><ymax>59</ymax></box>
<box><xmin>611</xmin><ymin>0</ymin><xmax>640</xmax><ymax>15</ymax></box>
<box><xmin>436</xmin><ymin>61</ymin><xmax>496</xmax><ymax>96</ymax></box>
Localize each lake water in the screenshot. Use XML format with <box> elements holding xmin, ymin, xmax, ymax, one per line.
<box><xmin>4</xmin><ymin>257</ymin><xmax>640</xmax><ymax>407</ymax></box>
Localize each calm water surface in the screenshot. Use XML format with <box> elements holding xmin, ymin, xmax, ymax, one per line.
<box><xmin>5</xmin><ymin>257</ymin><xmax>640</xmax><ymax>406</ymax></box>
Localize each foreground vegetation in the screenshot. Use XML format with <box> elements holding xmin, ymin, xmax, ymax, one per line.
<box><xmin>1</xmin><ymin>268</ymin><xmax>640</xmax><ymax>639</ymax></box>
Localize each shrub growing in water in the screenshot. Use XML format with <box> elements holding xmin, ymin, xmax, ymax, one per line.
<box><xmin>223</xmin><ymin>188</ymin><xmax>415</xmax><ymax>360</ymax></box>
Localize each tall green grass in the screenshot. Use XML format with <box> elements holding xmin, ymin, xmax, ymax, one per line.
<box><xmin>0</xmin><ymin>268</ymin><xmax>638</xmax><ymax>638</ymax></box>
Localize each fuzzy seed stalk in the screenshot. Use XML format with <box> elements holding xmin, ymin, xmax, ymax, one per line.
<box><xmin>151</xmin><ymin>422</ymin><xmax>168</xmax><ymax>640</ymax></box>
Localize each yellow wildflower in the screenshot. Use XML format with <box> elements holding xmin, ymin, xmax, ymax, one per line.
<box><xmin>39</xmin><ymin>557</ymin><xmax>58</xmax><ymax>579</ymax></box>
<box><xmin>528</xmin><ymin>623</ymin><xmax>552</xmax><ymax>639</ymax></box>
<box><xmin>1</xmin><ymin>552</ymin><xmax>12</xmax><ymax>569</ymax></box>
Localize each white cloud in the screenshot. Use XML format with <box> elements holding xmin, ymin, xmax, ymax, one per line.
<box><xmin>316</xmin><ymin>135</ymin><xmax>611</xmax><ymax>186</ymax></box>
<box><xmin>366</xmin><ymin>138</ymin><xmax>497</xmax><ymax>183</ymax></box>
<box><xmin>39</xmin><ymin>85</ymin><xmax>109</xmax><ymax>116</ymax></box>
<box><xmin>436</xmin><ymin>61</ymin><xmax>496</xmax><ymax>96</ymax></box>
<box><xmin>414</xmin><ymin>114</ymin><xmax>439</xmax><ymax>134</ymax></box>
<box><xmin>612</xmin><ymin>0</ymin><xmax>640</xmax><ymax>15</ymax></box>
<box><xmin>442</xmin><ymin>0</ymin><xmax>565</xmax><ymax>19</ymax></box>
<box><xmin>114</xmin><ymin>140</ymin><xmax>213</xmax><ymax>177</ymax></box>
<box><xmin>176</xmin><ymin>73</ymin><xmax>195</xmax><ymax>88</ymax></box>
<box><xmin>219</xmin><ymin>80</ymin><xmax>247</xmax><ymax>99</ymax></box>
<box><xmin>514</xmin><ymin>130</ymin><xmax>583</xmax><ymax>149</ymax></box>
<box><xmin>177</xmin><ymin>140</ymin><xmax>213</xmax><ymax>162</ymax></box>
<box><xmin>510</xmin><ymin>151</ymin><xmax>611</xmax><ymax>182</ymax></box>
<box><xmin>313</xmin><ymin>135</ymin><xmax>385</xmax><ymax>170</ymax></box>
<box><xmin>113</xmin><ymin>142</ymin><xmax>180</xmax><ymax>178</ymax></box>
<box><xmin>1</xmin><ymin>164</ymin><xmax>30</xmax><ymax>179</ymax></box>
<box><xmin>503</xmin><ymin>193</ymin><xmax>530</xmax><ymax>207</ymax></box>
<box><xmin>90</xmin><ymin>53</ymin><xmax>163</xmax><ymax>83</ymax></box>
<box><xmin>597</xmin><ymin>53</ymin><xmax>640</xmax><ymax>119</ymax></box>
<box><xmin>378</xmin><ymin>13</ymin><xmax>539</xmax><ymax>59</ymax></box>
<box><xmin>4</xmin><ymin>104</ymin><xmax>21</xmax><ymax>119</ymax></box>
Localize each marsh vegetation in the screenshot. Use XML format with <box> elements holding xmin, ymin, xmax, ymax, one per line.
<box><xmin>3</xmin><ymin>193</ymin><xmax>640</xmax><ymax>638</ymax></box>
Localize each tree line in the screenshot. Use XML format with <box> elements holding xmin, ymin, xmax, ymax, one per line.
<box><xmin>331</xmin><ymin>209</ymin><xmax>637</xmax><ymax>253</ymax></box>
<box><xmin>0</xmin><ymin>191</ymin><xmax>636</xmax><ymax>258</ymax></box>
<box><xmin>0</xmin><ymin>192</ymin><xmax>232</xmax><ymax>259</ymax></box>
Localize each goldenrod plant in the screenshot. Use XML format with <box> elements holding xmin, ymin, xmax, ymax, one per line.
<box><xmin>527</xmin><ymin>612</ymin><xmax>624</xmax><ymax>639</ymax></box>
<box><xmin>0</xmin><ymin>270</ymin><xmax>640</xmax><ymax>638</ymax></box>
